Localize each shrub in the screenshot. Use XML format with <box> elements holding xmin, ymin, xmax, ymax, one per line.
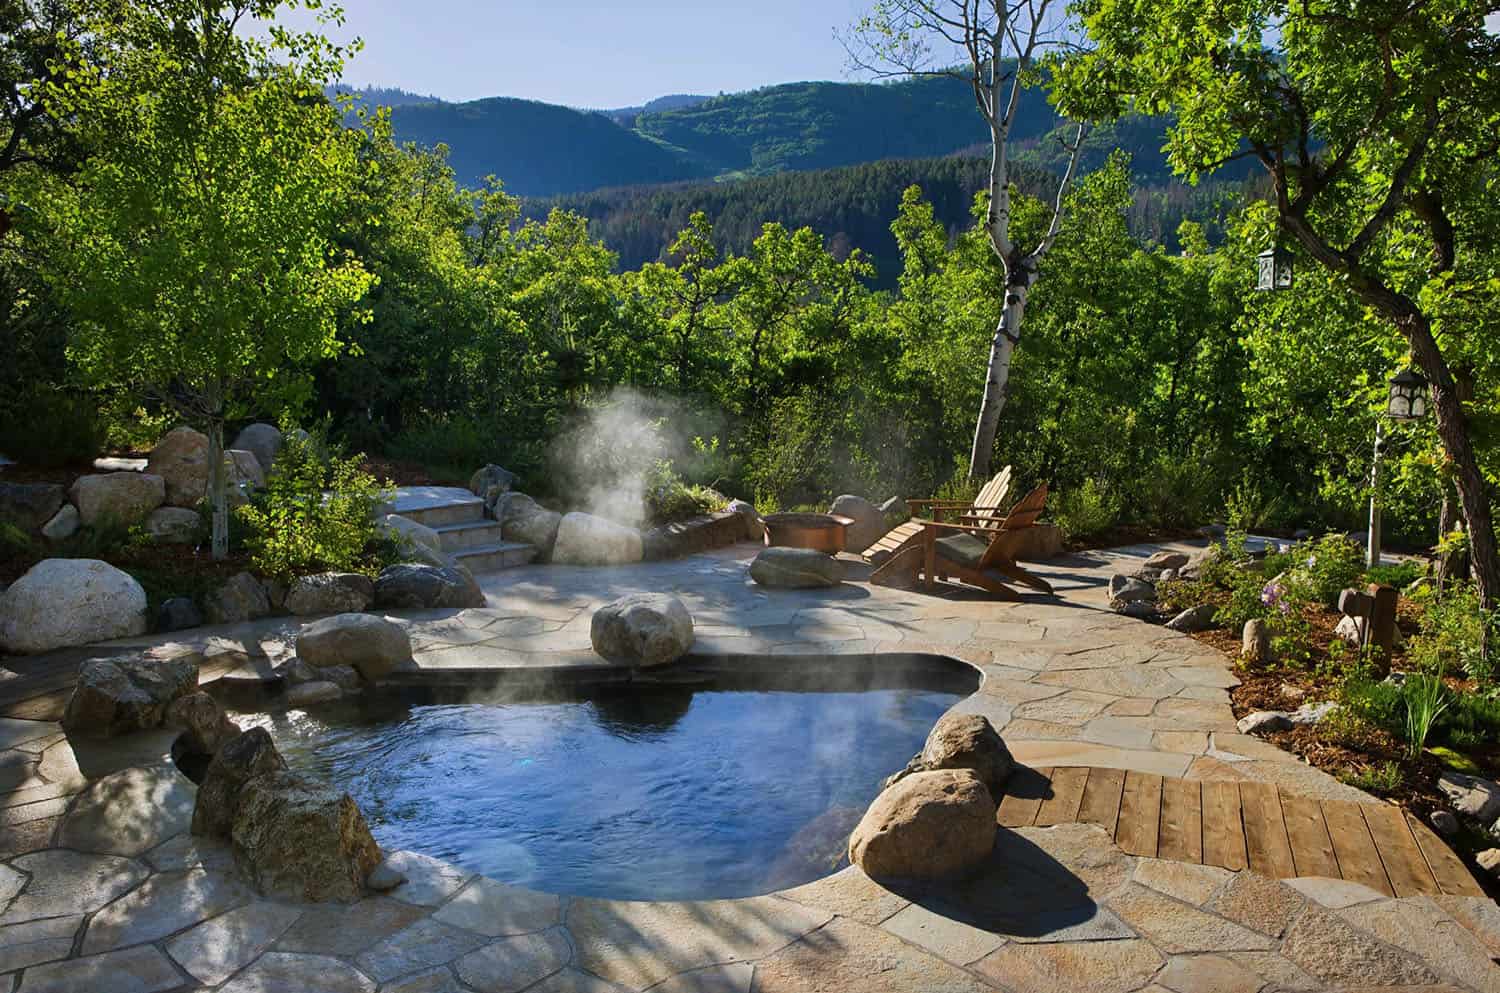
<box><xmin>1407</xmin><ymin>583</ymin><xmax>1491</xmax><ymax>684</ymax></box>
<box><xmin>1293</xmin><ymin>533</ymin><xmax>1365</xmax><ymax>606</ymax></box>
<box><xmin>1338</xmin><ymin>677</ymin><xmax>1404</xmax><ymax>736</ymax></box>
<box><xmin>1054</xmin><ymin>478</ymin><xmax>1122</xmax><ymax>540</ymax></box>
<box><xmin>0</xmin><ymin>389</ymin><xmax>107</xmax><ymax>467</ymax></box>
<box><xmin>643</xmin><ymin>460</ymin><xmax>724</xmax><ymax>525</ymax></box>
<box><xmin>386</xmin><ymin>415</ymin><xmax>545</xmax><ymax>484</ymax></box>
<box><xmin>1364</xmin><ymin>559</ymin><xmax>1426</xmax><ymax>590</ymax></box>
<box><xmin>1437</xmin><ymin>690</ymin><xmax>1500</xmax><ymax>750</ymax></box>
<box><xmin>237</xmin><ymin>431</ymin><xmax>394</xmax><ymax>580</ymax></box>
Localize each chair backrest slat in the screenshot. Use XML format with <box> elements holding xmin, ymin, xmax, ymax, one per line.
<box><xmin>999</xmin><ymin>483</ymin><xmax>1048</xmax><ymax>532</ymax></box>
<box><xmin>970</xmin><ymin>466</ymin><xmax>1013</xmax><ymax>530</ymax></box>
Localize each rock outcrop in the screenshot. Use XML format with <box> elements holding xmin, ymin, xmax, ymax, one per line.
<box><xmin>373</xmin><ymin>563</ymin><xmax>484</xmax><ymax>609</ymax></box>
<box><xmin>231</xmin><ymin>771</ymin><xmax>382</xmax><ymax>903</ymax></box>
<box><xmin>0</xmin><ymin>559</ymin><xmax>149</xmax><ymax>654</ymax></box>
<box><xmin>590</xmin><ymin>593</ymin><xmax>694</xmax><ymax>667</ymax></box>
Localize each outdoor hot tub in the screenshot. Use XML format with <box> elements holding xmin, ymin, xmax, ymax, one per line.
<box><xmin>762</xmin><ymin>512</ymin><xmax>856</xmax><ymax>553</ymax></box>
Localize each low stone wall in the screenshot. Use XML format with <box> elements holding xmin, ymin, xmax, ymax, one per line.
<box><xmin>641</xmin><ymin>511</ymin><xmax>749</xmax><ymax>561</ymax></box>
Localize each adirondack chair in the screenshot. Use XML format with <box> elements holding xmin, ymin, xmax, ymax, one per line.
<box><xmin>862</xmin><ymin>467</ymin><xmax>1014</xmax><ymax>568</ymax></box>
<box><xmin>871</xmin><ymin>482</ymin><xmax>1054</xmax><ymax>599</ymax></box>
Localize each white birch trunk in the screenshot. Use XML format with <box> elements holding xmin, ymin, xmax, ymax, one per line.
<box><xmin>969</xmin><ymin>283</ymin><xmax>1028</xmax><ymax>476</ymax></box>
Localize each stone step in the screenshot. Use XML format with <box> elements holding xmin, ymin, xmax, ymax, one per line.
<box><xmin>452</xmin><ymin>541</ymin><xmax>537</xmax><ymax>574</ymax></box>
<box><xmin>389</xmin><ymin>486</ymin><xmax>484</xmax><ymax>528</ymax></box>
<box><xmin>434</xmin><ymin>519</ymin><xmax>508</xmax><ymax>552</ymax></box>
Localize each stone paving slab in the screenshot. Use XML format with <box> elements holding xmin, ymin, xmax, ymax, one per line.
<box><xmin>2</xmin><ymin>540</ymin><xmax>1499</xmax><ymax>992</ymax></box>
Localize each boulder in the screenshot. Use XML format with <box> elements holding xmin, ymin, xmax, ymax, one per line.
<box><xmin>551</xmin><ymin>512</ymin><xmax>643</xmax><ymax>566</ymax></box>
<box><xmin>145</xmin><ymin>506</ymin><xmax>203</xmax><ymax>544</ymax></box>
<box><xmin>1178</xmin><ymin>546</ymin><xmax>1221</xmax><ymax>582</ymax></box>
<box><xmin>1165</xmin><ymin>604</ymin><xmax>1217</xmax><ymax>633</ymax></box>
<box><xmin>590</xmin><ymin>593</ymin><xmax>694</xmax><ymax>667</ymax></box>
<box><xmin>373</xmin><ymin>563</ymin><xmax>484</xmax><ymax>609</ymax></box>
<box><xmin>828</xmin><ymin>495</ymin><xmax>885</xmax><ymax>553</ymax></box>
<box><xmin>497</xmin><ymin>493</ymin><xmax>563</xmax><ymax>559</ymax></box>
<box><xmin>319</xmin><ymin>665</ymin><xmax>363</xmax><ymax>692</ymax></box>
<box><xmin>1243</xmin><ymin>618</ymin><xmax>1274</xmax><ymax>663</ymax></box>
<box><xmin>1477</xmin><ymin>849</ymin><xmax>1500</xmax><ymax>880</ymax></box>
<box><xmin>1237</xmin><ymin>711</ymin><xmax>1293</xmax><ymax>734</ymax></box>
<box><xmin>296</xmin><ymin>613</ymin><xmax>411</xmax><ymax>681</ymax></box>
<box><xmin>193</xmin><ymin>728</ymin><xmax>287</xmax><ymax>839</ymax></box>
<box><xmin>284</xmin><ymin>572</ymin><xmax>375</xmax><ymax>616</ymax></box>
<box><xmin>1438</xmin><ymin>772</ymin><xmax>1500</xmax><ymax>824</ymax></box>
<box><xmin>231</xmin><ymin>771</ymin><xmax>382</xmax><ymax>903</ymax></box>
<box><xmin>1112</xmin><ymin>600</ymin><xmax>1158</xmax><ymax>619</ymax></box>
<box><xmin>61</xmin><ymin>652</ymin><xmax>199</xmax><ymax>737</ymax></box>
<box><xmin>1108</xmin><ymin>575</ymin><xmax>1156</xmax><ymax>603</ymax></box>
<box><xmin>749</xmin><ymin>546</ymin><xmax>844</xmax><ymax>588</ymax></box>
<box><xmin>1159</xmin><ymin>568</ymin><xmax>1180</xmax><ymax>584</ymax></box>
<box><xmin>1428</xmin><ymin>809</ymin><xmax>1459</xmax><ymax>837</ymax></box>
<box><xmin>879</xmin><ymin>496</ymin><xmax>906</xmax><ymax>518</ymax></box>
<box><xmin>848</xmin><ymin>770</ymin><xmax>996</xmax><ymax>880</ymax></box>
<box><xmin>275</xmin><ymin>658</ymin><xmax>321</xmax><ymax>685</ymax></box>
<box><xmin>378</xmin><ymin>514</ymin><xmax>443</xmax><ymax>558</ymax></box>
<box><xmin>223</xmin><ymin>449</ymin><xmax>266</xmax><ymax>490</ymax></box>
<box><xmin>1144</xmin><ymin>550</ymin><xmax>1190</xmax><ymax>571</ymax></box>
<box><xmin>205</xmin><ymin>571</ymin><xmax>271</xmax><ymax>625</ymax></box>
<box><xmin>0</xmin><ymin>558</ymin><xmax>149</xmax><ymax>654</ymax></box>
<box><xmin>1291</xmin><ymin>700</ymin><xmax>1338</xmax><ymax>725</ymax></box>
<box><xmin>41</xmin><ymin>503</ymin><xmax>80</xmax><ymax>541</ymax></box>
<box><xmin>147</xmin><ymin>426</ymin><xmax>211</xmax><ymax>507</ymax></box>
<box><xmin>166</xmin><ymin>691</ymin><xmax>240</xmax><ymax>758</ymax></box>
<box><xmin>725</xmin><ymin>498</ymin><xmax>765</xmax><ymax>541</ymax></box>
<box><xmin>918</xmin><ymin>713</ymin><xmax>1013</xmax><ymax>794</ymax></box>
<box><xmin>231</xmin><ymin>423</ymin><xmax>283</xmax><ymax>474</ymax></box>
<box><xmin>286</xmin><ymin>681</ymin><xmax>341</xmax><ymax>707</ymax></box>
<box><xmin>69</xmin><ymin>471</ymin><xmax>165</xmax><ymax>527</ymax></box>
<box><xmin>155</xmin><ymin>596</ymin><xmax>203</xmax><ymax>633</ymax></box>
<box><xmin>260</xmin><ymin>576</ymin><xmax>287</xmax><ymax>611</ymax></box>
<box><xmin>0</xmin><ymin>481</ymin><xmax>65</xmax><ymax>533</ymax></box>
<box><xmin>470</xmin><ymin>464</ymin><xmax>517</xmax><ymax>516</ymax></box>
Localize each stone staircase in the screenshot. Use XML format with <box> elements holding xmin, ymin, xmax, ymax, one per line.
<box><xmin>389</xmin><ymin>486</ymin><xmax>536</xmax><ymax>574</ymax></box>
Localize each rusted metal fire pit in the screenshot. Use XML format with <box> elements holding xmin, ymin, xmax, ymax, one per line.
<box><xmin>762</xmin><ymin>512</ymin><xmax>856</xmax><ymax>554</ymax></box>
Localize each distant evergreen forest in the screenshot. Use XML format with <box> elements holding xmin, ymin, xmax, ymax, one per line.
<box><xmin>523</xmin><ymin>156</ymin><xmax>1249</xmax><ymax>286</ymax></box>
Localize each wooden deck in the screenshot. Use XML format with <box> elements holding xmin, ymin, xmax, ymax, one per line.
<box><xmin>997</xmin><ymin>766</ymin><xmax>1486</xmax><ymax>898</ymax></box>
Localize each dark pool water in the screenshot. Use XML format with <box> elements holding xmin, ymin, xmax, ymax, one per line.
<box><xmin>247</xmin><ymin>686</ymin><xmax>957</xmax><ymax>900</ymax></box>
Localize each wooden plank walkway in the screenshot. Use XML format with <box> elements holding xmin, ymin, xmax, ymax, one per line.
<box><xmin>997</xmin><ymin>766</ymin><xmax>1486</xmax><ymax>898</ymax></box>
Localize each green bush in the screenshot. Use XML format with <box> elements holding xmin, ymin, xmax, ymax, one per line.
<box><xmin>237</xmin><ymin>432</ymin><xmax>395</xmax><ymax>580</ymax></box>
<box><xmin>386</xmin><ymin>415</ymin><xmax>545</xmax><ymax>484</ymax></box>
<box><xmin>0</xmin><ymin>389</ymin><xmax>107</xmax><ymax>467</ymax></box>
<box><xmin>1364</xmin><ymin>559</ymin><xmax>1426</xmax><ymax>590</ymax></box>
<box><xmin>1293</xmin><ymin>533</ymin><xmax>1365</xmax><ymax>606</ymax></box>
<box><xmin>1407</xmin><ymin>582</ymin><xmax>1491</xmax><ymax>684</ymax></box>
<box><xmin>1054</xmin><ymin>478</ymin><xmax>1122</xmax><ymax>540</ymax></box>
<box><xmin>1337</xmin><ymin>676</ymin><xmax>1405</xmax><ymax>735</ymax></box>
<box><xmin>1437</xmin><ymin>690</ymin><xmax>1500</xmax><ymax>749</ymax></box>
<box><xmin>644</xmin><ymin>460</ymin><xmax>725</xmax><ymax>525</ymax></box>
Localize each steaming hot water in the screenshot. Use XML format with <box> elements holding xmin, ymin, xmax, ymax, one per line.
<box><xmin>243</xmin><ymin>684</ymin><xmax>958</xmax><ymax>900</ymax></box>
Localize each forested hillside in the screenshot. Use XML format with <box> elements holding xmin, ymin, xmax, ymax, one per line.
<box><xmin>523</xmin><ymin>156</ymin><xmax>1248</xmax><ymax>284</ymax></box>
<box><xmin>384</xmin><ymin>73</ymin><xmax>1244</xmax><ymax>197</ymax></box>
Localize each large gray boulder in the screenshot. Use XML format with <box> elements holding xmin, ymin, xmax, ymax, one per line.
<box><xmin>147</xmin><ymin>426</ymin><xmax>211</xmax><ymax>507</ymax></box>
<box><xmin>829</xmin><ymin>494</ymin><xmax>885</xmax><ymax>553</ymax></box>
<box><xmin>373</xmin><ymin>563</ymin><xmax>484</xmax><ymax>609</ymax></box>
<box><xmin>378</xmin><ymin>514</ymin><xmax>442</xmax><ymax>558</ymax></box>
<box><xmin>145</xmin><ymin>506</ymin><xmax>203</xmax><ymax>544</ymax></box>
<box><xmin>231</xmin><ymin>771</ymin><xmax>382</xmax><ymax>903</ymax></box>
<box><xmin>849</xmin><ymin>770</ymin><xmax>996</xmax><ymax>880</ymax></box>
<box><xmin>590</xmin><ymin>593</ymin><xmax>694</xmax><ymax>667</ymax></box>
<box><xmin>749</xmin><ymin>547</ymin><xmax>844</xmax><ymax>588</ymax></box>
<box><xmin>497</xmin><ymin>493</ymin><xmax>562</xmax><ymax>559</ymax></box>
<box><xmin>69</xmin><ymin>471</ymin><xmax>165</xmax><ymax>527</ymax></box>
<box><xmin>1438</xmin><ymin>771</ymin><xmax>1500</xmax><ymax>824</ymax></box>
<box><xmin>0</xmin><ymin>559</ymin><xmax>149</xmax><ymax>653</ymax></box>
<box><xmin>1143</xmin><ymin>550</ymin><xmax>1191</xmax><ymax>571</ymax></box>
<box><xmin>223</xmin><ymin>449</ymin><xmax>266</xmax><ymax>491</ymax></box>
<box><xmin>0</xmin><ymin>481</ymin><xmax>65</xmax><ymax>533</ymax></box>
<box><xmin>231</xmin><ymin>423</ymin><xmax>283</xmax><ymax>474</ymax></box>
<box><xmin>920</xmin><ymin>714</ymin><xmax>1013</xmax><ymax>794</ymax></box>
<box><xmin>284</xmin><ymin>572</ymin><xmax>374</xmax><ymax>616</ymax></box>
<box><xmin>61</xmin><ymin>652</ymin><xmax>199</xmax><ymax>737</ymax></box>
<box><xmin>551</xmin><ymin>512</ymin><xmax>643</xmax><ymax>566</ymax></box>
<box><xmin>166</xmin><ymin>691</ymin><xmax>240</xmax><ymax>759</ymax></box>
<box><xmin>296</xmin><ymin>613</ymin><xmax>411</xmax><ymax>681</ymax></box>
<box><xmin>204</xmin><ymin>571</ymin><xmax>271</xmax><ymax>625</ymax></box>
<box><xmin>156</xmin><ymin>596</ymin><xmax>203</xmax><ymax>632</ymax></box>
<box><xmin>193</xmin><ymin>728</ymin><xmax>287</xmax><ymax>840</ymax></box>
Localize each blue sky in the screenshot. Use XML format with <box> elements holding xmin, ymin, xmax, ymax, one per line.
<box><xmin>284</xmin><ymin>0</ymin><xmax>868</xmax><ymax>108</ymax></box>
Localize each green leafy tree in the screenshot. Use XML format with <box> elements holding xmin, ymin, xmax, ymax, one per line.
<box><xmin>1066</xmin><ymin>0</ymin><xmax>1500</xmax><ymax>605</ymax></box>
<box><xmin>36</xmin><ymin>0</ymin><xmax>374</xmax><ymax>557</ymax></box>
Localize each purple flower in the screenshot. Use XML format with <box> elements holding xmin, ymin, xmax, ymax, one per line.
<box><xmin>1261</xmin><ymin>580</ymin><xmax>1292</xmax><ymax>616</ymax></box>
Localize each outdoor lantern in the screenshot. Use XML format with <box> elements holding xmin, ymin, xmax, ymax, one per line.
<box><xmin>1255</xmin><ymin>245</ymin><xmax>1294</xmax><ymax>291</ymax></box>
<box><xmin>1386</xmin><ymin>367</ymin><xmax>1430</xmax><ymax>421</ymax></box>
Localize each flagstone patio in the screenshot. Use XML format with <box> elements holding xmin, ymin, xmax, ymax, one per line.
<box><xmin>1</xmin><ymin>541</ymin><xmax>1496</xmax><ymax>992</ymax></box>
